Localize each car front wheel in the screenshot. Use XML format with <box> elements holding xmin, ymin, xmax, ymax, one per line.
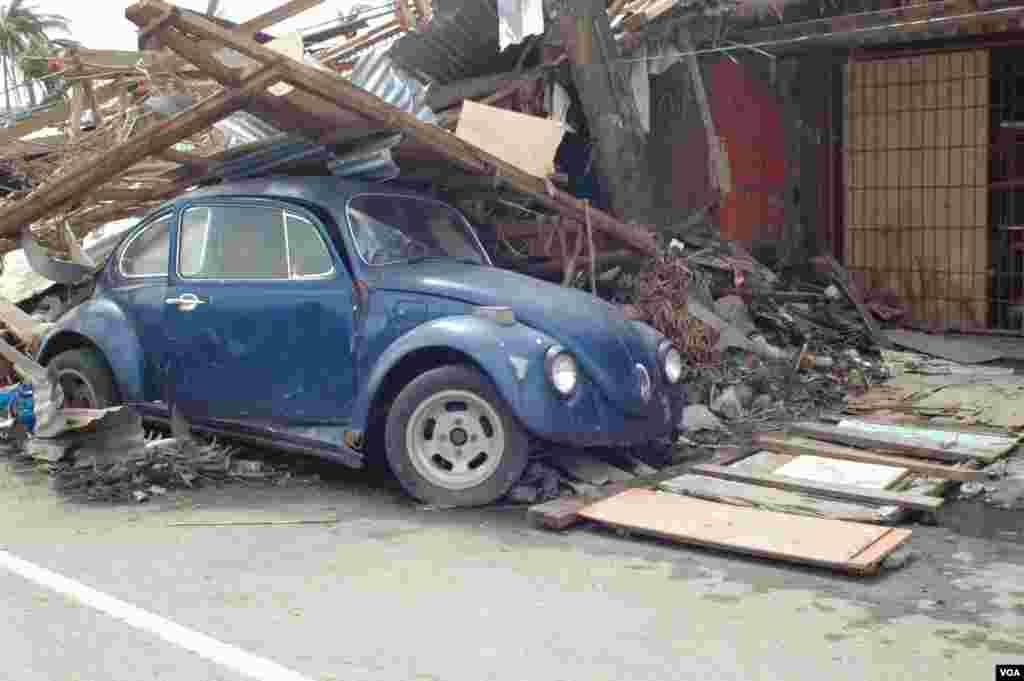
<box><xmin>385</xmin><ymin>364</ymin><xmax>529</xmax><ymax>507</ymax></box>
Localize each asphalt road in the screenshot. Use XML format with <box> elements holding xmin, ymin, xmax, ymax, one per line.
<box><xmin>1</xmin><ymin>454</ymin><xmax>1023</xmax><ymax>681</ymax></box>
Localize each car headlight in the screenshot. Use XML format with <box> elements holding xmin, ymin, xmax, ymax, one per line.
<box><xmin>658</xmin><ymin>341</ymin><xmax>683</xmax><ymax>384</ymax></box>
<box><xmin>545</xmin><ymin>346</ymin><xmax>578</xmax><ymax>397</ymax></box>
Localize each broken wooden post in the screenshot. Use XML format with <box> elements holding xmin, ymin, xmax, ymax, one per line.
<box><xmin>563</xmin><ymin>0</ymin><xmax>654</xmax><ymax>225</ymax></box>
<box><xmin>238</xmin><ymin>0</ymin><xmax>325</xmax><ymax>33</ymax></box>
<box><xmin>0</xmin><ymin>65</ymin><xmax>282</xmax><ymax>240</ymax></box>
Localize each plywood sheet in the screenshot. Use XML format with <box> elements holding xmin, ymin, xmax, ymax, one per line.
<box><xmin>455</xmin><ymin>100</ymin><xmax>565</xmax><ymax>179</ymax></box>
<box><xmin>578</xmin><ymin>489</ymin><xmax>911</xmax><ymax>574</ymax></box>
<box><xmin>774</xmin><ymin>455</ymin><xmax>908</xmax><ymax>489</ymax></box>
<box><xmin>845</xmin><ymin>50</ymin><xmax>990</xmax><ymax>326</ymax></box>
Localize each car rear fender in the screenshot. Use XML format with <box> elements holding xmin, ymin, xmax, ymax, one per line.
<box><xmin>350</xmin><ymin>315</ymin><xmax>558</xmax><ymax>436</ymax></box>
<box><xmin>37</xmin><ymin>298</ymin><xmax>146</xmax><ymax>402</ymax></box>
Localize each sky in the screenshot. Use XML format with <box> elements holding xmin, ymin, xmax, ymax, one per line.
<box><xmin>44</xmin><ymin>0</ymin><xmax>358</xmax><ymax>51</ymax></box>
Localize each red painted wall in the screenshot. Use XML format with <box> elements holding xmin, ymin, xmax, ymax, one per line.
<box><xmin>708</xmin><ymin>59</ymin><xmax>788</xmax><ymax>243</ymax></box>
<box><xmin>661</xmin><ymin>58</ymin><xmax>788</xmax><ymax>245</ymax></box>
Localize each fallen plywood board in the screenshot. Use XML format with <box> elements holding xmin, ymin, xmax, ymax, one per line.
<box><xmin>886</xmin><ymin>330</ymin><xmax>1004</xmax><ymax>365</ymax></box>
<box><xmin>756</xmin><ymin>435</ymin><xmax>985</xmax><ymax>482</ymax></box>
<box><xmin>690</xmin><ymin>464</ymin><xmax>944</xmax><ymax>512</ymax></box>
<box><xmin>455</xmin><ymin>100</ymin><xmax>565</xmax><ymax>179</ymax></box>
<box><xmin>578</xmin><ymin>489</ymin><xmax>912</xmax><ymax>574</ymax></box>
<box><xmin>658</xmin><ymin>474</ymin><xmax>903</xmax><ymax>524</ymax></box>
<box><xmin>773</xmin><ymin>455</ymin><xmax>908</xmax><ymax>490</ymax></box>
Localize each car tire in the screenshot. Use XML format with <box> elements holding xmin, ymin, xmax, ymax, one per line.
<box><xmin>385</xmin><ymin>364</ymin><xmax>529</xmax><ymax>507</ymax></box>
<box><xmin>48</xmin><ymin>347</ymin><xmax>120</xmax><ymax>409</ymax></box>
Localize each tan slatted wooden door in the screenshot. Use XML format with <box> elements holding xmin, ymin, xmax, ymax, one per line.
<box><xmin>845</xmin><ymin>50</ymin><xmax>990</xmax><ymax>326</ymax></box>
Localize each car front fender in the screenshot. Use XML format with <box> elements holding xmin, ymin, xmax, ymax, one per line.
<box><xmin>350</xmin><ymin>315</ymin><xmax>559</xmax><ymax>436</ymax></box>
<box><xmin>38</xmin><ymin>298</ymin><xmax>146</xmax><ymax>402</ymax></box>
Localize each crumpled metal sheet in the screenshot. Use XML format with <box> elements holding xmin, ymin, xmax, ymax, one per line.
<box><xmin>332</xmin><ymin>49</ymin><xmax>439</xmax><ymax>180</ymax></box>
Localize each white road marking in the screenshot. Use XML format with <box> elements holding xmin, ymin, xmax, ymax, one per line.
<box><xmin>0</xmin><ymin>549</ymin><xmax>317</xmax><ymax>681</ymax></box>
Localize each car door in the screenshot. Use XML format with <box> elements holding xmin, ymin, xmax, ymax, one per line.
<box><xmin>162</xmin><ymin>200</ymin><xmax>356</xmax><ymax>424</ymax></box>
<box><xmin>106</xmin><ymin>211</ymin><xmax>175</xmax><ymax>402</ymax></box>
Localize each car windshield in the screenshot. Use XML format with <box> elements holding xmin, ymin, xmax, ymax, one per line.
<box><xmin>346</xmin><ymin>194</ymin><xmax>487</xmax><ymax>266</ymax></box>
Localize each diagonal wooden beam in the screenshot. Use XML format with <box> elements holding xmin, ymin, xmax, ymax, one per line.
<box><xmin>239</xmin><ymin>0</ymin><xmax>325</xmax><ymax>34</ymax></box>
<box><xmin>0</xmin><ymin>65</ymin><xmax>282</xmax><ymax>239</ymax></box>
<box><xmin>125</xmin><ymin>0</ymin><xmax>658</xmax><ymax>256</ymax></box>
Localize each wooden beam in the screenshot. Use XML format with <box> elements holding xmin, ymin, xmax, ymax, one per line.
<box><xmin>0</xmin><ymin>65</ymin><xmax>281</xmax><ymax>240</ymax></box>
<box><xmin>239</xmin><ymin>0</ymin><xmax>325</xmax><ymax>34</ymax></box>
<box><xmin>323</xmin><ymin>24</ymin><xmax>403</xmax><ymax>63</ymax></box>
<box><xmin>689</xmin><ymin>464</ymin><xmax>945</xmax><ymax>512</ymax></box>
<box><xmin>81</xmin><ymin>79</ymin><xmax>103</xmax><ymax>128</ymax></box>
<box><xmin>755</xmin><ymin>434</ymin><xmax>985</xmax><ymax>482</ymax></box>
<box><xmin>67</xmin><ymin>82</ymin><xmax>85</xmax><ymax>142</ymax></box>
<box><xmin>125</xmin><ymin>0</ymin><xmax>657</xmax><ymax>255</ymax></box>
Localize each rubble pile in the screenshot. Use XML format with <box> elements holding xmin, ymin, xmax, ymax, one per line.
<box><xmin>615</xmin><ymin>236</ymin><xmax>893</xmax><ymax>446</ymax></box>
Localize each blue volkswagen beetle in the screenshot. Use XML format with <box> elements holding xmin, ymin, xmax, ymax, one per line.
<box><xmin>37</xmin><ymin>176</ymin><xmax>684</xmax><ymax>506</ymax></box>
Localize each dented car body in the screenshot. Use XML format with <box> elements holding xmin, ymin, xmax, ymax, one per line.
<box><xmin>37</xmin><ymin>176</ymin><xmax>684</xmax><ymax>505</ymax></box>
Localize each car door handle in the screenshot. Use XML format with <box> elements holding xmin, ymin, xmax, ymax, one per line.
<box><xmin>165</xmin><ymin>293</ymin><xmax>207</xmax><ymax>312</ymax></box>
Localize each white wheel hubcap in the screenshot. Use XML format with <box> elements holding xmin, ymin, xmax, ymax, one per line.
<box><xmin>405</xmin><ymin>389</ymin><xmax>505</xmax><ymax>491</ymax></box>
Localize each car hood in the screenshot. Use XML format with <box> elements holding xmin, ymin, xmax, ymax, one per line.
<box><xmin>371</xmin><ymin>261</ymin><xmax>653</xmax><ymax>414</ymax></box>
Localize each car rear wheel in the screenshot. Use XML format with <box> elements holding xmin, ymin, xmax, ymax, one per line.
<box><xmin>48</xmin><ymin>348</ymin><xmax>119</xmax><ymax>409</ymax></box>
<box><xmin>385</xmin><ymin>364</ymin><xmax>528</xmax><ymax>507</ymax></box>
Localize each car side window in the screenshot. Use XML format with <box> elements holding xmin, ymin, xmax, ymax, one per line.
<box><xmin>120</xmin><ymin>213</ymin><xmax>172</xmax><ymax>277</ymax></box>
<box><xmin>178</xmin><ymin>205</ymin><xmax>335</xmax><ymax>280</ymax></box>
<box><xmin>179</xmin><ymin>205</ymin><xmax>289</xmax><ymax>279</ymax></box>
<box><xmin>285</xmin><ymin>212</ymin><xmax>333</xmax><ymax>277</ymax></box>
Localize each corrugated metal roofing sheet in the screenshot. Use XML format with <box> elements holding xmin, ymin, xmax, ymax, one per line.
<box><xmin>388</xmin><ymin>0</ymin><xmax>500</xmax><ymax>84</ymax></box>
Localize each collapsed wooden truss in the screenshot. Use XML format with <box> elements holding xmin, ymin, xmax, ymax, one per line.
<box><xmin>0</xmin><ymin>0</ymin><xmax>656</xmax><ymax>264</ymax></box>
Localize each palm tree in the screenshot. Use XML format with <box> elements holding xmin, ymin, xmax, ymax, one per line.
<box><xmin>18</xmin><ymin>34</ymin><xmax>74</xmax><ymax>106</ymax></box>
<box><xmin>0</xmin><ymin>0</ymin><xmax>69</xmax><ymax>114</ymax></box>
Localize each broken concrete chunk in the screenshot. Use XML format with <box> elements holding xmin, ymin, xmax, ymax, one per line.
<box><xmin>714</xmin><ymin>295</ymin><xmax>755</xmax><ymax>334</ymax></box>
<box><xmin>679</xmin><ymin>404</ymin><xmax>724</xmax><ymax>431</ymax></box>
<box><xmin>710</xmin><ymin>387</ymin><xmax>744</xmax><ymax>421</ymax></box>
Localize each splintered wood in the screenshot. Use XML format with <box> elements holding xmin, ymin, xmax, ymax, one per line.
<box><xmin>578</xmin><ymin>489</ymin><xmax>912</xmax><ymax>575</ymax></box>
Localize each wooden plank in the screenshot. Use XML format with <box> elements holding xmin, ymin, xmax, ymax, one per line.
<box><xmin>0</xmin><ymin>65</ymin><xmax>282</xmax><ymax>240</ymax></box>
<box><xmin>755</xmin><ymin>434</ymin><xmax>985</xmax><ymax>482</ymax></box>
<box><xmin>577</xmin><ymin>489</ymin><xmax>907</xmax><ymax>574</ymax></box>
<box><xmin>68</xmin><ymin>82</ymin><xmax>84</xmax><ymax>142</ymax></box>
<box><xmin>455</xmin><ymin>100</ymin><xmax>565</xmax><ymax>179</ymax></box>
<box><xmin>239</xmin><ymin>0</ymin><xmax>325</xmax><ymax>33</ymax></box>
<box><xmin>774</xmin><ymin>455</ymin><xmax>909</xmax><ymax>490</ymax></box>
<box><xmin>658</xmin><ymin>474</ymin><xmax>903</xmax><ymax>524</ymax></box>
<box><xmin>847</xmin><ymin>528</ymin><xmax>913</xmax><ymax>572</ymax></box>
<box><xmin>527</xmin><ymin>497</ymin><xmax>590</xmax><ymax>530</ymax></box>
<box><xmin>689</xmin><ymin>464</ymin><xmax>944</xmax><ymax>512</ymax></box>
<box><xmin>0</xmin><ymin>298</ymin><xmax>47</xmax><ymax>346</ymax></box>
<box><xmin>790</xmin><ymin>421</ymin><xmax>1013</xmax><ymax>464</ymax></box>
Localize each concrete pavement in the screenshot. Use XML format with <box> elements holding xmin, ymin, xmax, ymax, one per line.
<box><xmin>1</xmin><ymin>454</ymin><xmax>1023</xmax><ymax>681</ymax></box>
